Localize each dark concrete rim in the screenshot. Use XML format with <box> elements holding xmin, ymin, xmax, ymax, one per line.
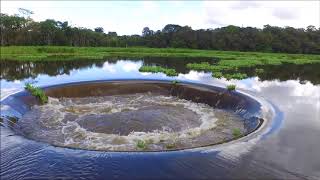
<box><xmin>1</xmin><ymin>79</ymin><xmax>274</xmax><ymax>153</ymax></box>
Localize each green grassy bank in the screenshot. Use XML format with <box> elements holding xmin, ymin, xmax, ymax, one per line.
<box><xmin>1</xmin><ymin>46</ymin><xmax>319</xmax><ymax>64</ymax></box>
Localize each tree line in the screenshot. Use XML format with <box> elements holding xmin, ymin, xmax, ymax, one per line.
<box><xmin>1</xmin><ymin>12</ymin><xmax>319</xmax><ymax>54</ymax></box>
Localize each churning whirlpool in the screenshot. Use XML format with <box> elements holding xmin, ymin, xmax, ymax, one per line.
<box><xmin>0</xmin><ymin>80</ymin><xmax>280</xmax><ymax>179</ymax></box>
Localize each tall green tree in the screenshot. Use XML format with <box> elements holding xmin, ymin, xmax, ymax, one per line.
<box><xmin>1</xmin><ymin>12</ymin><xmax>319</xmax><ymax>54</ymax></box>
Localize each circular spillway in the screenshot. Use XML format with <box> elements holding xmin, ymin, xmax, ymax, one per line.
<box><xmin>1</xmin><ymin>80</ymin><xmax>265</xmax><ymax>152</ymax></box>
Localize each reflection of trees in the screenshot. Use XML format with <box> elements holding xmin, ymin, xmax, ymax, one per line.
<box><xmin>141</xmin><ymin>57</ymin><xmax>217</xmax><ymax>74</ymax></box>
<box><xmin>0</xmin><ymin>60</ymin><xmax>105</xmax><ymax>81</ymax></box>
<box><xmin>1</xmin><ymin>57</ymin><xmax>216</xmax><ymax>81</ymax></box>
<box><xmin>239</xmin><ymin>63</ymin><xmax>320</xmax><ymax>85</ymax></box>
<box><xmin>102</xmin><ymin>57</ymin><xmax>217</xmax><ymax>73</ymax></box>
<box><xmin>1</xmin><ymin>58</ymin><xmax>319</xmax><ymax>85</ymax></box>
<box><xmin>1</xmin><ymin>13</ymin><xmax>319</xmax><ymax>54</ymax></box>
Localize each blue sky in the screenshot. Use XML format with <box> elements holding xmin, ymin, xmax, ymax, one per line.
<box><xmin>2</xmin><ymin>1</ymin><xmax>319</xmax><ymax>35</ymax></box>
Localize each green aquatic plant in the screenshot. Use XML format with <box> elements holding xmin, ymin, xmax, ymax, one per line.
<box><xmin>25</xmin><ymin>83</ymin><xmax>48</xmax><ymax>104</ymax></box>
<box><xmin>136</xmin><ymin>139</ymin><xmax>147</xmax><ymax>150</ymax></box>
<box><xmin>139</xmin><ymin>66</ymin><xmax>178</xmax><ymax>77</ymax></box>
<box><xmin>226</xmin><ymin>84</ymin><xmax>236</xmax><ymax>91</ymax></box>
<box><xmin>232</xmin><ymin>128</ymin><xmax>242</xmax><ymax>138</ymax></box>
<box><xmin>212</xmin><ymin>71</ymin><xmax>223</xmax><ymax>78</ymax></box>
<box><xmin>224</xmin><ymin>73</ymin><xmax>248</xmax><ymax>80</ymax></box>
<box><xmin>186</xmin><ymin>62</ymin><xmax>212</xmax><ymax>71</ymax></box>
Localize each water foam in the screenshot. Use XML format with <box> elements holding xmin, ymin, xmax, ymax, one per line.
<box><xmin>17</xmin><ymin>94</ymin><xmax>244</xmax><ymax>151</ymax></box>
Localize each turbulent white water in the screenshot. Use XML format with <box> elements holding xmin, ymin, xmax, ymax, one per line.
<box><xmin>17</xmin><ymin>93</ymin><xmax>245</xmax><ymax>151</ymax></box>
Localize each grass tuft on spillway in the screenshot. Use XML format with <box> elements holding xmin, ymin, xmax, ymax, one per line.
<box><xmin>25</xmin><ymin>83</ymin><xmax>48</xmax><ymax>104</ymax></box>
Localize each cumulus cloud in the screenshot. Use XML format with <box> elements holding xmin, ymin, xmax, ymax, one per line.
<box><xmin>203</xmin><ymin>1</ymin><xmax>319</xmax><ymax>29</ymax></box>
<box><xmin>272</xmin><ymin>8</ymin><xmax>298</xmax><ymax>20</ymax></box>
<box><xmin>119</xmin><ymin>61</ymin><xmax>142</xmax><ymax>72</ymax></box>
<box><xmin>1</xmin><ymin>1</ymin><xmax>319</xmax><ymax>35</ymax></box>
<box><xmin>102</xmin><ymin>62</ymin><xmax>116</xmax><ymax>73</ymax></box>
<box><xmin>177</xmin><ymin>71</ymin><xmax>211</xmax><ymax>81</ymax></box>
<box><xmin>230</xmin><ymin>1</ymin><xmax>260</xmax><ymax>10</ymax></box>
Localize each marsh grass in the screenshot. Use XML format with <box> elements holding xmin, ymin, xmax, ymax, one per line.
<box><xmin>37</xmin><ymin>47</ymin><xmax>75</xmax><ymax>54</ymax></box>
<box><xmin>1</xmin><ymin>46</ymin><xmax>319</xmax><ymax>64</ymax></box>
<box><xmin>226</xmin><ymin>84</ymin><xmax>236</xmax><ymax>91</ymax></box>
<box><xmin>25</xmin><ymin>83</ymin><xmax>48</xmax><ymax>104</ymax></box>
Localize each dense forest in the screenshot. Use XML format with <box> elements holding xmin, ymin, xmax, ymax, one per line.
<box><xmin>1</xmin><ymin>11</ymin><xmax>319</xmax><ymax>54</ymax></box>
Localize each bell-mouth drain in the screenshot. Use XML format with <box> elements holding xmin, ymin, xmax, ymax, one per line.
<box><xmin>1</xmin><ymin>80</ymin><xmax>268</xmax><ymax>152</ymax></box>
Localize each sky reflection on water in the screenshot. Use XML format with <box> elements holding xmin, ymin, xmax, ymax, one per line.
<box><xmin>1</xmin><ymin>59</ymin><xmax>320</xmax><ymax>179</ymax></box>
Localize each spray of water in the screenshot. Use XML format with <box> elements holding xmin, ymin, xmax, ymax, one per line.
<box><xmin>16</xmin><ymin>93</ymin><xmax>245</xmax><ymax>151</ymax></box>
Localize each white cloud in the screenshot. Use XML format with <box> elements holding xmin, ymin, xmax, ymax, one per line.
<box><xmin>141</xmin><ymin>1</ymin><xmax>158</xmax><ymax>11</ymax></box>
<box><xmin>1</xmin><ymin>1</ymin><xmax>319</xmax><ymax>35</ymax></box>
<box><xmin>203</xmin><ymin>1</ymin><xmax>319</xmax><ymax>28</ymax></box>
<box><xmin>272</xmin><ymin>8</ymin><xmax>298</xmax><ymax>20</ymax></box>
<box><xmin>230</xmin><ymin>1</ymin><xmax>260</xmax><ymax>10</ymax></box>
<box><xmin>120</xmin><ymin>61</ymin><xmax>141</xmax><ymax>72</ymax></box>
<box><xmin>102</xmin><ymin>62</ymin><xmax>116</xmax><ymax>73</ymax></box>
<box><xmin>177</xmin><ymin>71</ymin><xmax>211</xmax><ymax>81</ymax></box>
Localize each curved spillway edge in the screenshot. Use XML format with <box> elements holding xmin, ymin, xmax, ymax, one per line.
<box><xmin>0</xmin><ymin>79</ymin><xmax>277</xmax><ymax>152</ymax></box>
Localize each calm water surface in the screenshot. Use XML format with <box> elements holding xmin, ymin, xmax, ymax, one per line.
<box><xmin>1</xmin><ymin>58</ymin><xmax>320</xmax><ymax>179</ymax></box>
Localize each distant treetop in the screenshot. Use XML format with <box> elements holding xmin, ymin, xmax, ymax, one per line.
<box><xmin>1</xmin><ymin>13</ymin><xmax>319</xmax><ymax>54</ymax></box>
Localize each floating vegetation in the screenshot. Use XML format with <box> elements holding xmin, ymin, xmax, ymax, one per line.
<box><xmin>223</xmin><ymin>73</ymin><xmax>248</xmax><ymax>80</ymax></box>
<box><xmin>139</xmin><ymin>65</ymin><xmax>178</xmax><ymax>76</ymax></box>
<box><xmin>226</xmin><ymin>84</ymin><xmax>236</xmax><ymax>91</ymax></box>
<box><xmin>184</xmin><ymin>51</ymin><xmax>319</xmax><ymax>80</ymax></box>
<box><xmin>187</xmin><ymin>62</ymin><xmax>250</xmax><ymax>80</ymax></box>
<box><xmin>232</xmin><ymin>128</ymin><xmax>242</xmax><ymax>138</ymax></box>
<box><xmin>186</xmin><ymin>62</ymin><xmax>212</xmax><ymax>71</ymax></box>
<box><xmin>212</xmin><ymin>71</ymin><xmax>223</xmax><ymax>78</ymax></box>
<box><xmin>24</xmin><ymin>83</ymin><xmax>48</xmax><ymax>104</ymax></box>
<box><xmin>211</xmin><ymin>71</ymin><xmax>248</xmax><ymax>80</ymax></box>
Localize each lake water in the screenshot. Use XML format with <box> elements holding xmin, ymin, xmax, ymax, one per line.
<box><xmin>1</xmin><ymin>58</ymin><xmax>320</xmax><ymax>179</ymax></box>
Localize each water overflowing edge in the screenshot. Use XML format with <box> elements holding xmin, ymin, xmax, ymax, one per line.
<box><xmin>0</xmin><ymin>79</ymin><xmax>276</xmax><ymax>153</ymax></box>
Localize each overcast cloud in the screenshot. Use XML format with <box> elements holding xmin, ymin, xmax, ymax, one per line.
<box><xmin>1</xmin><ymin>1</ymin><xmax>319</xmax><ymax>35</ymax></box>
<box><xmin>272</xmin><ymin>8</ymin><xmax>298</xmax><ymax>20</ymax></box>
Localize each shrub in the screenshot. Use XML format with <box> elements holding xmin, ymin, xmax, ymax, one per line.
<box><xmin>25</xmin><ymin>83</ymin><xmax>48</xmax><ymax>104</ymax></box>
<box><xmin>136</xmin><ymin>139</ymin><xmax>147</xmax><ymax>149</ymax></box>
<box><xmin>226</xmin><ymin>84</ymin><xmax>236</xmax><ymax>91</ymax></box>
